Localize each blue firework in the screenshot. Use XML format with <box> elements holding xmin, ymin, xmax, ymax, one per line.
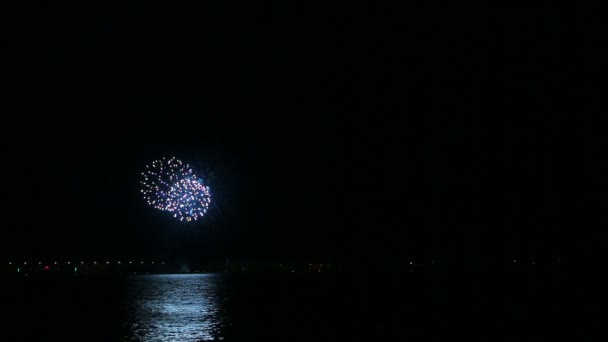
<box><xmin>165</xmin><ymin>177</ymin><xmax>211</xmax><ymax>222</ymax></box>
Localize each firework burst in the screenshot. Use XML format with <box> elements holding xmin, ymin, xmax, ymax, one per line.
<box><xmin>165</xmin><ymin>177</ymin><xmax>211</xmax><ymax>222</ymax></box>
<box><xmin>140</xmin><ymin>157</ymin><xmax>196</xmax><ymax>211</ymax></box>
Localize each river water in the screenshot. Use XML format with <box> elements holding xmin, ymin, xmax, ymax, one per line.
<box><xmin>3</xmin><ymin>270</ymin><xmax>587</xmax><ymax>341</ymax></box>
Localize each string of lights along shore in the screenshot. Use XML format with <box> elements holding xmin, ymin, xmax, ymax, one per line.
<box><xmin>140</xmin><ymin>157</ymin><xmax>211</xmax><ymax>222</ymax></box>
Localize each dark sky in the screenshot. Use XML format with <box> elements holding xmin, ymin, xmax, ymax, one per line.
<box><xmin>0</xmin><ymin>3</ymin><xmax>599</xmax><ymax>265</ymax></box>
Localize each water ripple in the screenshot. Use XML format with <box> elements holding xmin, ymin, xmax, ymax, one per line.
<box><xmin>125</xmin><ymin>274</ymin><xmax>225</xmax><ymax>341</ymax></box>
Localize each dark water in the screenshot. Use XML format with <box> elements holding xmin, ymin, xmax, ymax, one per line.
<box><xmin>125</xmin><ymin>275</ymin><xmax>225</xmax><ymax>341</ymax></box>
<box><xmin>3</xmin><ymin>270</ymin><xmax>591</xmax><ymax>341</ymax></box>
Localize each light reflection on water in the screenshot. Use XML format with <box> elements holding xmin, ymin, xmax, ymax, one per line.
<box><xmin>125</xmin><ymin>274</ymin><xmax>225</xmax><ymax>341</ymax></box>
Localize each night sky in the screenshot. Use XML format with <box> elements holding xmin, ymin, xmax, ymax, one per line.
<box><xmin>1</xmin><ymin>3</ymin><xmax>598</xmax><ymax>266</ymax></box>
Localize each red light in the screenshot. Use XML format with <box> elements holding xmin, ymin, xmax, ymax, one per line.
<box><xmin>44</xmin><ymin>265</ymin><xmax>49</xmax><ymax>270</ymax></box>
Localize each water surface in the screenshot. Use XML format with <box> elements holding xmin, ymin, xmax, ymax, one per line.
<box><xmin>4</xmin><ymin>270</ymin><xmax>582</xmax><ymax>341</ymax></box>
